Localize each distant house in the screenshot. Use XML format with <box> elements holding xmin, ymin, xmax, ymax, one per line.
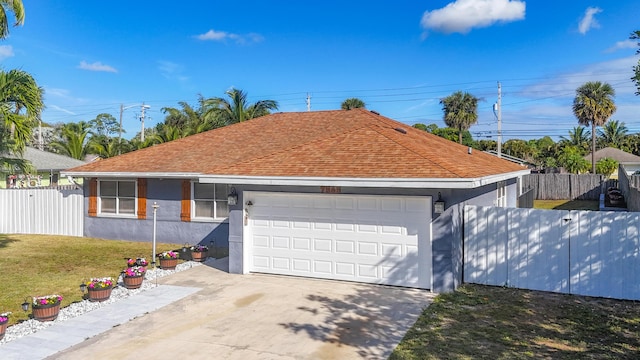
<box><xmin>2</xmin><ymin>147</ymin><xmax>87</xmax><ymax>188</ymax></box>
<box><xmin>584</xmin><ymin>147</ymin><xmax>640</xmax><ymax>164</ymax></box>
<box><xmin>64</xmin><ymin>109</ymin><xmax>530</xmax><ymax>292</ymax></box>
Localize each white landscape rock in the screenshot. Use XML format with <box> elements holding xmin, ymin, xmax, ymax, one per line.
<box><xmin>0</xmin><ymin>260</ymin><xmax>204</xmax><ymax>345</ymax></box>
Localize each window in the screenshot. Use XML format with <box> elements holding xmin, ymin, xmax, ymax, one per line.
<box><xmin>99</xmin><ymin>180</ymin><xmax>137</xmax><ymax>216</ymax></box>
<box><xmin>496</xmin><ymin>181</ymin><xmax>507</xmax><ymax>207</ymax></box>
<box><xmin>192</xmin><ymin>183</ymin><xmax>229</xmax><ymax>220</ymax></box>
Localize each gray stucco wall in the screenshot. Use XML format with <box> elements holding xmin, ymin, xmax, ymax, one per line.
<box><xmin>83</xmin><ymin>179</ymin><xmax>228</xmax><ymax>248</ymax></box>
<box><xmin>83</xmin><ymin>176</ymin><xmax>519</xmax><ymax>293</ymax></box>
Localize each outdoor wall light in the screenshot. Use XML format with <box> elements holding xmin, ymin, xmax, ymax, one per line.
<box><xmin>228</xmin><ymin>187</ymin><xmax>238</xmax><ymax>206</ymax></box>
<box><xmin>434</xmin><ymin>192</ymin><xmax>445</xmax><ymax>214</ymax></box>
<box><xmin>79</xmin><ymin>283</ymin><xmax>87</xmax><ymax>293</ymax></box>
<box><xmin>21</xmin><ymin>298</ymin><xmax>30</xmax><ymax>312</ymax></box>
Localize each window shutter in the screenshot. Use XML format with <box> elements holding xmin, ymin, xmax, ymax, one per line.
<box><xmin>181</xmin><ymin>180</ymin><xmax>191</xmax><ymax>222</ymax></box>
<box><xmin>137</xmin><ymin>178</ymin><xmax>147</xmax><ymax>219</ymax></box>
<box><xmin>88</xmin><ymin>178</ymin><xmax>98</xmax><ymax>217</ymax></box>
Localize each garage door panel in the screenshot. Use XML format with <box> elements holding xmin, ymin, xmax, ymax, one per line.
<box><xmin>247</xmin><ymin>192</ymin><xmax>431</xmax><ymax>289</ymax></box>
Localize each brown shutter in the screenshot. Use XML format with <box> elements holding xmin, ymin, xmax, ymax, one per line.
<box><xmin>88</xmin><ymin>178</ymin><xmax>98</xmax><ymax>217</ymax></box>
<box><xmin>137</xmin><ymin>178</ymin><xmax>147</xmax><ymax>219</ymax></box>
<box><xmin>181</xmin><ymin>180</ymin><xmax>191</xmax><ymax>222</ymax></box>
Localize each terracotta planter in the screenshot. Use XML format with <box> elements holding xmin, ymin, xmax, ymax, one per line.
<box><xmin>123</xmin><ymin>275</ymin><xmax>144</xmax><ymax>289</ymax></box>
<box><xmin>159</xmin><ymin>258</ymin><xmax>178</xmax><ymax>270</ymax></box>
<box><xmin>0</xmin><ymin>319</ymin><xmax>7</xmax><ymax>340</ymax></box>
<box><xmin>191</xmin><ymin>251</ymin><xmax>208</xmax><ymax>262</ymax></box>
<box><xmin>87</xmin><ymin>286</ymin><xmax>113</xmax><ymax>302</ymax></box>
<box><xmin>32</xmin><ymin>302</ymin><xmax>60</xmax><ymax>322</ymax></box>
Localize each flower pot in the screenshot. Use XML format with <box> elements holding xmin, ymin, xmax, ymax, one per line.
<box><xmin>32</xmin><ymin>302</ymin><xmax>60</xmax><ymax>322</ymax></box>
<box><xmin>87</xmin><ymin>286</ymin><xmax>113</xmax><ymax>302</ymax></box>
<box><xmin>191</xmin><ymin>251</ymin><xmax>208</xmax><ymax>262</ymax></box>
<box><xmin>0</xmin><ymin>319</ymin><xmax>7</xmax><ymax>340</ymax></box>
<box><xmin>123</xmin><ymin>275</ymin><xmax>144</xmax><ymax>289</ymax></box>
<box><xmin>159</xmin><ymin>258</ymin><xmax>178</xmax><ymax>270</ymax></box>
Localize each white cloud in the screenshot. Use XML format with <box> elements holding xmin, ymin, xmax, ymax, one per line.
<box><xmin>0</xmin><ymin>45</ymin><xmax>14</xmax><ymax>60</ymax></box>
<box><xmin>157</xmin><ymin>60</ymin><xmax>189</xmax><ymax>83</ymax></box>
<box><xmin>578</xmin><ymin>7</ymin><xmax>602</xmax><ymax>35</ymax></box>
<box><xmin>605</xmin><ymin>39</ymin><xmax>637</xmax><ymax>53</ymax></box>
<box><xmin>195</xmin><ymin>29</ymin><xmax>264</xmax><ymax>44</ymax></box>
<box><xmin>49</xmin><ymin>104</ymin><xmax>76</xmax><ymax>115</ymax></box>
<box><xmin>520</xmin><ymin>56</ymin><xmax>638</xmax><ymax>99</ymax></box>
<box><xmin>420</xmin><ymin>0</ymin><xmax>525</xmax><ymax>35</ymax></box>
<box><xmin>78</xmin><ymin>61</ymin><xmax>117</xmax><ymax>73</ymax></box>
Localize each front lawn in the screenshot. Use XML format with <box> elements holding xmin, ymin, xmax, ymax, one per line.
<box><xmin>391</xmin><ymin>284</ymin><xmax>640</xmax><ymax>359</ymax></box>
<box><xmin>0</xmin><ymin>234</ymin><xmax>183</xmax><ymax>325</ymax></box>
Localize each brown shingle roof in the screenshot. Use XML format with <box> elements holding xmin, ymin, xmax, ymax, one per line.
<box><xmin>66</xmin><ymin>109</ymin><xmax>525</xmax><ymax>179</ymax></box>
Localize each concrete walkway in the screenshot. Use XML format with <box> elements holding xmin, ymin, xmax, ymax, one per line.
<box><xmin>0</xmin><ymin>284</ymin><xmax>200</xmax><ymax>360</ymax></box>
<box><xmin>1</xmin><ymin>258</ymin><xmax>435</xmax><ymax>360</ymax></box>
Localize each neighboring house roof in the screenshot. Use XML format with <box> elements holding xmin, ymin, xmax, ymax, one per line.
<box><xmin>5</xmin><ymin>147</ymin><xmax>87</xmax><ymax>172</ymax></box>
<box><xmin>64</xmin><ymin>109</ymin><xmax>529</xmax><ymax>188</ymax></box>
<box><xmin>584</xmin><ymin>147</ymin><xmax>640</xmax><ymax>163</ymax></box>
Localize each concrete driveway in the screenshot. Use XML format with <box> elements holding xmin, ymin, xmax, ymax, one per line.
<box><xmin>49</xmin><ymin>258</ymin><xmax>435</xmax><ymax>360</ymax></box>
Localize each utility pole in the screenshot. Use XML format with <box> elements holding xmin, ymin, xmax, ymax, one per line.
<box><xmin>306</xmin><ymin>93</ymin><xmax>311</xmax><ymax>112</ymax></box>
<box><xmin>139</xmin><ymin>103</ymin><xmax>150</xmax><ymax>142</ymax></box>
<box><xmin>118</xmin><ymin>104</ymin><xmax>124</xmax><ymax>154</ymax></box>
<box><xmin>497</xmin><ymin>81</ymin><xmax>502</xmax><ymax>158</ymax></box>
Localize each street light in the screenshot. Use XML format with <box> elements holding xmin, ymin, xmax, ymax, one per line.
<box><xmin>118</xmin><ymin>103</ymin><xmax>151</xmax><ymax>153</ymax></box>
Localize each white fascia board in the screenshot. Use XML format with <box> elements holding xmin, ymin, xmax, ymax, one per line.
<box><xmin>60</xmin><ymin>171</ymin><xmax>202</xmax><ymax>179</ymax></box>
<box><xmin>198</xmin><ymin>169</ymin><xmax>531</xmax><ymax>189</ymax></box>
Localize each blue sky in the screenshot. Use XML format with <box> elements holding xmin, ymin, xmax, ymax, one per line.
<box><xmin>2</xmin><ymin>0</ymin><xmax>639</xmax><ymax>141</ymax></box>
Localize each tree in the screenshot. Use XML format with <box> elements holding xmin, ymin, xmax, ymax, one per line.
<box><xmin>341</xmin><ymin>98</ymin><xmax>365</xmax><ymax>110</ymax></box>
<box><xmin>0</xmin><ymin>0</ymin><xmax>24</xmax><ymax>39</ymax></box>
<box><xmin>572</xmin><ymin>81</ymin><xmax>616</xmax><ymax>173</ymax></box>
<box><xmin>558</xmin><ymin>146</ymin><xmax>590</xmax><ymax>174</ymax></box>
<box><xmin>0</xmin><ymin>69</ymin><xmax>44</xmax><ymax>172</ymax></box>
<box><xmin>597</xmin><ymin>119</ymin><xmax>628</xmax><ymax>149</ymax></box>
<box><xmin>595</xmin><ymin>157</ymin><xmax>618</xmax><ymax>178</ymax></box>
<box><xmin>412</xmin><ymin>123</ymin><xmax>428</xmax><ymax>131</ymax></box>
<box><xmin>50</xmin><ymin>121</ymin><xmax>91</xmax><ymax>160</ymax></box>
<box><xmin>440</xmin><ymin>91</ymin><xmax>479</xmax><ymax>144</ymax></box>
<box><xmin>631</xmin><ymin>30</ymin><xmax>640</xmax><ymax>96</ymax></box>
<box><xmin>203</xmin><ymin>88</ymin><xmax>278</xmax><ymax>125</ymax></box>
<box><xmin>89</xmin><ymin>113</ymin><xmax>119</xmax><ymax>137</ymax></box>
<box><xmin>559</xmin><ymin>126</ymin><xmax>590</xmax><ymax>154</ymax></box>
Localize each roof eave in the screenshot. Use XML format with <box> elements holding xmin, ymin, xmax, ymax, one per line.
<box><xmin>198</xmin><ymin>170</ymin><xmax>531</xmax><ymax>189</ymax></box>
<box><xmin>61</xmin><ymin>171</ymin><xmax>202</xmax><ymax>179</ymax></box>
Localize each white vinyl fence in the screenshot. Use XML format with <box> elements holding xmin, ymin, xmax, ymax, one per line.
<box><xmin>464</xmin><ymin>205</ymin><xmax>640</xmax><ymax>300</ymax></box>
<box><xmin>0</xmin><ymin>188</ymin><xmax>84</xmax><ymax>236</ymax></box>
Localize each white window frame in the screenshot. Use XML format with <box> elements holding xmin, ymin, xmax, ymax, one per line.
<box><xmin>496</xmin><ymin>180</ymin><xmax>507</xmax><ymax>207</ymax></box>
<box><xmin>191</xmin><ymin>182</ymin><xmax>229</xmax><ymax>221</ymax></box>
<box><xmin>98</xmin><ymin>179</ymin><xmax>138</xmax><ymax>218</ymax></box>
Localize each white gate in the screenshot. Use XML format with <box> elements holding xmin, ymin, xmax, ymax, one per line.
<box><xmin>0</xmin><ymin>188</ymin><xmax>84</xmax><ymax>236</ymax></box>
<box><xmin>464</xmin><ymin>205</ymin><xmax>640</xmax><ymax>300</ymax></box>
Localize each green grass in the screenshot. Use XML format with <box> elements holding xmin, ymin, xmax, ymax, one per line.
<box><xmin>0</xmin><ymin>234</ymin><xmax>183</xmax><ymax>325</ymax></box>
<box><xmin>534</xmin><ymin>200</ymin><xmax>599</xmax><ymax>211</ymax></box>
<box><xmin>391</xmin><ymin>284</ymin><xmax>640</xmax><ymax>359</ymax></box>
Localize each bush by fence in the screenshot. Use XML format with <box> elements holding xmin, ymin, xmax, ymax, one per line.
<box><xmin>522</xmin><ymin>174</ymin><xmax>617</xmax><ymax>200</ymax></box>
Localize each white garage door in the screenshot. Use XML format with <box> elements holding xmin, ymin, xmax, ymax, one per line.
<box><xmin>244</xmin><ymin>192</ymin><xmax>432</xmax><ymax>289</ymax></box>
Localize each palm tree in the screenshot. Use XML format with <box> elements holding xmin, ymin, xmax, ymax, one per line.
<box><xmin>559</xmin><ymin>126</ymin><xmax>591</xmax><ymax>154</ymax></box>
<box><xmin>50</xmin><ymin>121</ymin><xmax>91</xmax><ymax>160</ymax></box>
<box><xmin>0</xmin><ymin>69</ymin><xmax>44</xmax><ymax>172</ymax></box>
<box><xmin>341</xmin><ymin>98</ymin><xmax>365</xmax><ymax>110</ymax></box>
<box><xmin>631</xmin><ymin>30</ymin><xmax>640</xmax><ymax>95</ymax></box>
<box><xmin>597</xmin><ymin>120</ymin><xmax>628</xmax><ymax>149</ymax></box>
<box><xmin>440</xmin><ymin>91</ymin><xmax>479</xmax><ymax>144</ymax></box>
<box><xmin>89</xmin><ymin>138</ymin><xmax>120</xmax><ymax>159</ymax></box>
<box><xmin>203</xmin><ymin>88</ymin><xmax>278</xmax><ymax>125</ymax></box>
<box><xmin>0</xmin><ymin>0</ymin><xmax>24</xmax><ymax>39</ymax></box>
<box><xmin>573</xmin><ymin>81</ymin><xmax>616</xmax><ymax>173</ymax></box>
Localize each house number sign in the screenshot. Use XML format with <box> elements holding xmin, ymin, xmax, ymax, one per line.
<box><xmin>320</xmin><ymin>186</ymin><xmax>341</xmax><ymax>194</ymax></box>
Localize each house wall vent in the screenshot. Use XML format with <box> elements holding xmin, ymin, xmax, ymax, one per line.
<box><xmin>394</xmin><ymin>127</ymin><xmax>407</xmax><ymax>134</ymax></box>
<box><xmin>370</xmin><ymin>110</ymin><xmax>380</xmax><ymax>115</ymax></box>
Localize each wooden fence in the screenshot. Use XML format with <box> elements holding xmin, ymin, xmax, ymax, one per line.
<box><xmin>618</xmin><ymin>165</ymin><xmax>640</xmax><ymax>211</ymax></box>
<box><xmin>517</xmin><ymin>187</ymin><xmax>535</xmax><ymax>208</ymax></box>
<box><xmin>0</xmin><ymin>188</ymin><xmax>84</xmax><ymax>236</ymax></box>
<box><xmin>464</xmin><ymin>205</ymin><xmax>640</xmax><ymax>300</ymax></box>
<box><xmin>522</xmin><ymin>174</ymin><xmax>617</xmax><ymax>200</ymax></box>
